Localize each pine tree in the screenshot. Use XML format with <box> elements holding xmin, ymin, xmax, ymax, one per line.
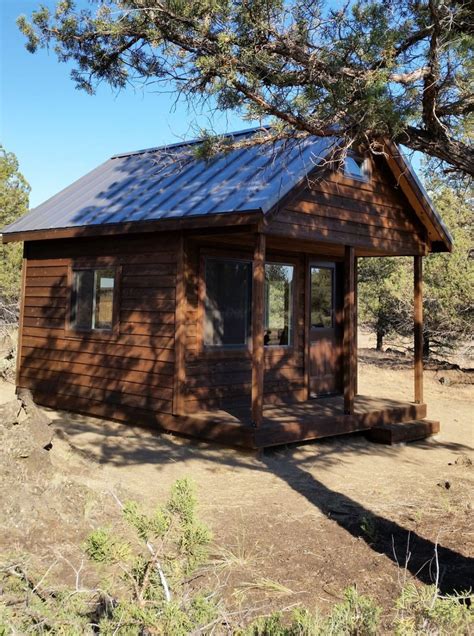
<box><xmin>0</xmin><ymin>146</ymin><xmax>30</xmax><ymax>314</ymax></box>
<box><xmin>17</xmin><ymin>1</ymin><xmax>474</xmax><ymax>177</ymax></box>
<box><xmin>359</xmin><ymin>181</ymin><xmax>473</xmax><ymax>359</ymax></box>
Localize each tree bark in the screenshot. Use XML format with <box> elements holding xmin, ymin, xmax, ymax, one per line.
<box><xmin>423</xmin><ymin>334</ymin><xmax>430</xmax><ymax>359</ymax></box>
<box><xmin>397</xmin><ymin>126</ymin><xmax>474</xmax><ymax>177</ymax></box>
<box><xmin>414</xmin><ymin>256</ymin><xmax>424</xmax><ymax>404</ymax></box>
<box><xmin>376</xmin><ymin>331</ymin><xmax>383</xmax><ymax>351</ymax></box>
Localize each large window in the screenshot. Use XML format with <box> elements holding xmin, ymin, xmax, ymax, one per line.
<box><xmin>310</xmin><ymin>266</ymin><xmax>334</xmax><ymax>328</ymax></box>
<box><xmin>71</xmin><ymin>268</ymin><xmax>116</xmax><ymax>331</ymax></box>
<box><xmin>204</xmin><ymin>259</ymin><xmax>252</xmax><ymax>347</ymax></box>
<box><xmin>264</xmin><ymin>263</ymin><xmax>294</xmax><ymax>346</ymax></box>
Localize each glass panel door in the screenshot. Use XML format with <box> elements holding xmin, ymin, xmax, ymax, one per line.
<box><xmin>309</xmin><ymin>263</ymin><xmax>340</xmax><ymax>396</ymax></box>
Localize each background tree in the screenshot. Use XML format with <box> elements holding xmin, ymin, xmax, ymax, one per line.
<box><xmin>0</xmin><ymin>146</ymin><xmax>30</xmax><ymax>317</ymax></box>
<box><xmin>18</xmin><ymin>0</ymin><xmax>473</xmax><ymax>176</ymax></box>
<box><xmin>358</xmin><ymin>257</ymin><xmax>408</xmax><ymax>352</ymax></box>
<box><xmin>408</xmin><ymin>180</ymin><xmax>473</xmax><ymax>358</ymax></box>
<box><xmin>359</xmin><ymin>178</ymin><xmax>473</xmax><ymax>359</ymax></box>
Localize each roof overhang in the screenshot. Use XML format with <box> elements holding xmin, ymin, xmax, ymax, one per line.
<box><xmin>0</xmin><ymin>131</ymin><xmax>453</xmax><ymax>254</ymax></box>
<box><xmin>0</xmin><ymin>210</ymin><xmax>264</xmax><ymax>244</ymax></box>
<box><xmin>383</xmin><ymin>140</ymin><xmax>453</xmax><ymax>253</ymax></box>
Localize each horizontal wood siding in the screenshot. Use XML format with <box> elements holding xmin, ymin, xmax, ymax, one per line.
<box><xmin>183</xmin><ymin>240</ymin><xmax>306</xmax><ymax>411</ymax></box>
<box><xmin>19</xmin><ymin>233</ymin><xmax>179</xmax><ymax>422</ymax></box>
<box><xmin>267</xmin><ymin>157</ymin><xmax>429</xmax><ymax>255</ymax></box>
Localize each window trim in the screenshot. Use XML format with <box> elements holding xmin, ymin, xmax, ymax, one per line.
<box><xmin>65</xmin><ymin>263</ymin><xmax>122</xmax><ymax>340</ymax></box>
<box><xmin>264</xmin><ymin>261</ymin><xmax>296</xmax><ymax>349</ymax></box>
<box><xmin>197</xmin><ymin>249</ymin><xmax>298</xmax><ymax>356</ymax></box>
<box><xmin>309</xmin><ymin>261</ymin><xmax>336</xmax><ymax>331</ymax></box>
<box><xmin>343</xmin><ymin>154</ymin><xmax>370</xmax><ymax>183</ymax></box>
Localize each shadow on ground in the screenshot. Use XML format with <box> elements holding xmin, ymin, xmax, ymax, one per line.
<box><xmin>48</xmin><ymin>406</ymin><xmax>474</xmax><ymax>596</ymax></box>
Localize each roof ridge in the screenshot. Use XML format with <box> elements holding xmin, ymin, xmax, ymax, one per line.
<box><xmin>110</xmin><ymin>125</ymin><xmax>270</xmax><ymax>160</ymax></box>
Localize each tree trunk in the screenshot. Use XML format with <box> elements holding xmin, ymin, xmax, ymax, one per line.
<box><xmin>376</xmin><ymin>330</ymin><xmax>383</xmax><ymax>351</ymax></box>
<box><xmin>423</xmin><ymin>335</ymin><xmax>430</xmax><ymax>359</ymax></box>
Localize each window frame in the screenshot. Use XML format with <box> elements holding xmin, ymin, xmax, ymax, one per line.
<box><xmin>264</xmin><ymin>261</ymin><xmax>296</xmax><ymax>349</ymax></box>
<box><xmin>66</xmin><ymin>263</ymin><xmax>122</xmax><ymax>340</ymax></box>
<box><xmin>197</xmin><ymin>250</ymin><xmax>298</xmax><ymax>356</ymax></box>
<box><xmin>200</xmin><ymin>253</ymin><xmax>253</xmax><ymax>352</ymax></box>
<box><xmin>309</xmin><ymin>262</ymin><xmax>336</xmax><ymax>331</ymax></box>
<box><xmin>343</xmin><ymin>154</ymin><xmax>370</xmax><ymax>183</ymax></box>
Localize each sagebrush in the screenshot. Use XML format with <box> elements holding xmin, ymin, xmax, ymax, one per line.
<box><xmin>0</xmin><ymin>478</ymin><xmax>472</xmax><ymax>635</ymax></box>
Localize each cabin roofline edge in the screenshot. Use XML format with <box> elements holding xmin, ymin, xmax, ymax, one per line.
<box><xmin>0</xmin><ymin>130</ymin><xmax>453</xmax><ymax>254</ymax></box>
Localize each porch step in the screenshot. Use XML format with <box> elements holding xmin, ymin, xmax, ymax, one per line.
<box><xmin>366</xmin><ymin>419</ymin><xmax>440</xmax><ymax>445</ymax></box>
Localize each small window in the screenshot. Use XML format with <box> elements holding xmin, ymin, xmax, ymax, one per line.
<box><xmin>310</xmin><ymin>267</ymin><xmax>334</xmax><ymax>328</ymax></box>
<box><xmin>71</xmin><ymin>268</ymin><xmax>116</xmax><ymax>331</ymax></box>
<box><xmin>204</xmin><ymin>258</ymin><xmax>252</xmax><ymax>347</ymax></box>
<box><xmin>264</xmin><ymin>263</ymin><xmax>294</xmax><ymax>346</ymax></box>
<box><xmin>344</xmin><ymin>155</ymin><xmax>369</xmax><ymax>181</ymax></box>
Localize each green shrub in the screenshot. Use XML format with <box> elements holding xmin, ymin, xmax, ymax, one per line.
<box><xmin>323</xmin><ymin>586</ymin><xmax>381</xmax><ymax>635</ymax></box>
<box><xmin>0</xmin><ymin>479</ymin><xmax>216</xmax><ymax>635</ymax></box>
<box><xmin>243</xmin><ymin>588</ymin><xmax>380</xmax><ymax>635</ymax></box>
<box><xmin>1</xmin><ymin>480</ymin><xmax>472</xmax><ymax>635</ymax></box>
<box><xmin>395</xmin><ymin>583</ymin><xmax>473</xmax><ymax>635</ymax></box>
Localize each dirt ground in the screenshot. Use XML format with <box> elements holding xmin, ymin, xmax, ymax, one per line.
<box><xmin>0</xmin><ymin>351</ymin><xmax>473</xmax><ymax>626</ymax></box>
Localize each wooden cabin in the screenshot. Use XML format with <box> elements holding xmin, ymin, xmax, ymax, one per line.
<box><xmin>1</xmin><ymin>129</ymin><xmax>452</xmax><ymax>448</ymax></box>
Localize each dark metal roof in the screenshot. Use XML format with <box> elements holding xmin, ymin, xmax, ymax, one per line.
<box><xmin>1</xmin><ymin>129</ymin><xmax>335</xmax><ymax>235</ymax></box>
<box><xmin>0</xmin><ymin>127</ymin><xmax>452</xmax><ymax>251</ymax></box>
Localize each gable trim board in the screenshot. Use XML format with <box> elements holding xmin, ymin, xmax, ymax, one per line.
<box><xmin>0</xmin><ymin>130</ymin><xmax>452</xmax><ymax>253</ymax></box>
<box><xmin>384</xmin><ymin>141</ymin><xmax>452</xmax><ymax>252</ymax></box>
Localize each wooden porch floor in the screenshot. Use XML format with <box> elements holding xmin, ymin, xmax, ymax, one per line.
<box><xmin>167</xmin><ymin>395</ymin><xmax>428</xmax><ymax>449</ymax></box>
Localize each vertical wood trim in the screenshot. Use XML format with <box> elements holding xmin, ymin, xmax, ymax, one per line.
<box><xmin>112</xmin><ymin>265</ymin><xmax>123</xmax><ymax>337</ymax></box>
<box><xmin>173</xmin><ymin>235</ymin><xmax>186</xmax><ymax>415</ymax></box>
<box><xmin>414</xmin><ymin>255</ymin><xmax>424</xmax><ymax>404</ymax></box>
<box><xmin>65</xmin><ymin>264</ymin><xmax>74</xmax><ymax>333</ymax></box>
<box><xmin>303</xmin><ymin>254</ymin><xmax>311</xmax><ymax>400</ymax></box>
<box><xmin>354</xmin><ymin>256</ymin><xmax>358</xmax><ymax>396</ymax></box>
<box><xmin>343</xmin><ymin>246</ymin><xmax>356</xmax><ymax>414</ymax></box>
<box><xmin>196</xmin><ymin>251</ymin><xmax>207</xmax><ymax>354</ymax></box>
<box><xmin>15</xmin><ymin>245</ymin><xmax>27</xmax><ymax>388</ymax></box>
<box><xmin>251</xmin><ymin>232</ymin><xmax>266</xmax><ymax>426</ymax></box>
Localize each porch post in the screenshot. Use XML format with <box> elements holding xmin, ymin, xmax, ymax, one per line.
<box><xmin>304</xmin><ymin>254</ymin><xmax>311</xmax><ymax>400</ymax></box>
<box><xmin>251</xmin><ymin>232</ymin><xmax>266</xmax><ymax>426</ymax></box>
<box><xmin>354</xmin><ymin>255</ymin><xmax>358</xmax><ymax>396</ymax></box>
<box><xmin>343</xmin><ymin>246</ymin><xmax>356</xmax><ymax>415</ymax></box>
<box><xmin>173</xmin><ymin>235</ymin><xmax>186</xmax><ymax>416</ymax></box>
<box><xmin>414</xmin><ymin>255</ymin><xmax>424</xmax><ymax>404</ymax></box>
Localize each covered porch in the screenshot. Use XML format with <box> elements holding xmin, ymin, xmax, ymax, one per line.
<box><xmin>247</xmin><ymin>235</ymin><xmax>425</xmax><ymax>426</ymax></box>
<box><xmin>168</xmin><ymin>394</ymin><xmax>429</xmax><ymax>449</ymax></box>
<box><xmin>170</xmin><ymin>230</ymin><xmax>430</xmax><ymax>449</ymax></box>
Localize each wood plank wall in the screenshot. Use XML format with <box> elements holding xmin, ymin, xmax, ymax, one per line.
<box><xmin>19</xmin><ymin>233</ymin><xmax>179</xmax><ymax>425</ymax></box>
<box><xmin>17</xmin><ymin>156</ymin><xmax>430</xmax><ymax>422</ymax></box>
<box><xmin>183</xmin><ymin>240</ymin><xmax>307</xmax><ymax>412</ymax></box>
<box><xmin>268</xmin><ymin>157</ymin><xmax>429</xmax><ymax>255</ymax></box>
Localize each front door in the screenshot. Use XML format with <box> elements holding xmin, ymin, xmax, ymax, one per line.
<box><xmin>309</xmin><ymin>263</ymin><xmax>341</xmax><ymax>396</ymax></box>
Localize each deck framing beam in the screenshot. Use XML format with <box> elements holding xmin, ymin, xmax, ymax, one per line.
<box><xmin>251</xmin><ymin>232</ymin><xmax>266</xmax><ymax>426</ymax></box>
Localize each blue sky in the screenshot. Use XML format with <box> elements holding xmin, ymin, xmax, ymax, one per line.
<box><xmin>2</xmin><ymin>0</ymin><xmax>421</xmax><ymax>209</ymax></box>
<box><xmin>1</xmin><ymin>0</ymin><xmax>247</xmax><ymax>208</ymax></box>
